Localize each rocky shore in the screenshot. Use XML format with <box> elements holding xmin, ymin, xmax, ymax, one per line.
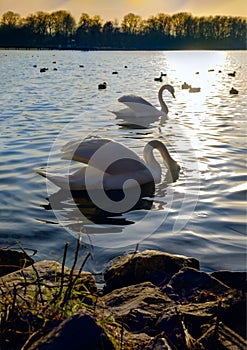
<box><xmin>0</xmin><ymin>247</ymin><xmax>246</xmax><ymax>349</ymax></box>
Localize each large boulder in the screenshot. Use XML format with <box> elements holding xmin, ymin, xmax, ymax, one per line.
<box><xmin>104</xmin><ymin>250</ymin><xmax>199</xmax><ymax>293</ymax></box>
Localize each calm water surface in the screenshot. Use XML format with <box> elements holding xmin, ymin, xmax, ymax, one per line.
<box><xmin>0</xmin><ymin>50</ymin><xmax>246</xmax><ymax>273</ymax></box>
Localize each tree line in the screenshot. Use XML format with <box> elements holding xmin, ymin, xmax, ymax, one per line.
<box><xmin>0</xmin><ymin>10</ymin><xmax>246</xmax><ymax>50</ymax></box>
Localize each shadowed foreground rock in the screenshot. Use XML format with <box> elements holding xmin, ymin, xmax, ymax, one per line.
<box><xmin>27</xmin><ymin>312</ymin><xmax>115</xmax><ymax>350</ymax></box>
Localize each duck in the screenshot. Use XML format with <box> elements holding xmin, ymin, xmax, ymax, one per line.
<box><xmin>37</xmin><ymin>138</ymin><xmax>180</xmax><ymax>191</ymax></box>
<box><xmin>154</xmin><ymin>72</ymin><xmax>165</xmax><ymax>82</ymax></box>
<box><xmin>228</xmin><ymin>71</ymin><xmax>236</xmax><ymax>77</ymax></box>
<box><xmin>154</xmin><ymin>75</ymin><xmax>163</xmax><ymax>82</ymax></box>
<box><xmin>230</xmin><ymin>87</ymin><xmax>238</xmax><ymax>95</ymax></box>
<box><xmin>181</xmin><ymin>82</ymin><xmax>191</xmax><ymax>89</ymax></box>
<box><xmin>98</xmin><ymin>82</ymin><xmax>107</xmax><ymax>90</ymax></box>
<box><xmin>189</xmin><ymin>87</ymin><xmax>201</xmax><ymax>93</ymax></box>
<box><xmin>40</xmin><ymin>68</ymin><xmax>48</xmax><ymax>73</ymax></box>
<box><xmin>110</xmin><ymin>84</ymin><xmax>175</xmax><ymax>118</ymax></box>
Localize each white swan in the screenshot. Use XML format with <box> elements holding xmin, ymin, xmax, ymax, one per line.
<box><xmin>110</xmin><ymin>84</ymin><xmax>175</xmax><ymax>119</ymax></box>
<box><xmin>37</xmin><ymin>138</ymin><xmax>180</xmax><ymax>191</ymax></box>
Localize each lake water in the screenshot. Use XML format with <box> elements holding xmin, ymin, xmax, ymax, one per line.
<box><xmin>0</xmin><ymin>49</ymin><xmax>246</xmax><ymax>275</ymax></box>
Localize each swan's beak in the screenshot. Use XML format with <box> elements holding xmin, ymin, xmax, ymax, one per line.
<box><xmin>172</xmin><ymin>92</ymin><xmax>176</xmax><ymax>98</ymax></box>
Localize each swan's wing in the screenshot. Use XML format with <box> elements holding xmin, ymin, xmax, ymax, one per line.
<box><xmin>110</xmin><ymin>108</ymin><xmax>137</xmax><ymax>118</ymax></box>
<box><xmin>118</xmin><ymin>95</ymin><xmax>154</xmax><ymax>108</ymax></box>
<box><xmin>61</xmin><ymin>138</ymin><xmax>146</xmax><ymax>175</ymax></box>
<box><xmin>118</xmin><ymin>94</ymin><xmax>163</xmax><ymax>117</ymax></box>
<box><xmin>61</xmin><ymin>138</ymin><xmax>111</xmax><ymax>163</ymax></box>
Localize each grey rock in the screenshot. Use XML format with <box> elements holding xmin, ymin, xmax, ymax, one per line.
<box><xmin>103</xmin><ymin>281</ymin><xmax>174</xmax><ymax>333</ymax></box>
<box><xmin>0</xmin><ymin>260</ymin><xmax>97</xmax><ymax>296</ymax></box>
<box><xmin>164</xmin><ymin>267</ymin><xmax>229</xmax><ymax>302</ymax></box>
<box><xmin>104</xmin><ymin>250</ymin><xmax>199</xmax><ymax>293</ymax></box>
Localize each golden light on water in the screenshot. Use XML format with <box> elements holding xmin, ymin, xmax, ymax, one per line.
<box><xmin>162</xmin><ymin>51</ymin><xmax>230</xmax><ymax>175</ymax></box>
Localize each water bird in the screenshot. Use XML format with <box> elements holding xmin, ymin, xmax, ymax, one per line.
<box><xmin>228</xmin><ymin>71</ymin><xmax>236</xmax><ymax>77</ymax></box>
<box><xmin>208</xmin><ymin>69</ymin><xmax>214</xmax><ymax>72</ymax></box>
<box><xmin>189</xmin><ymin>87</ymin><xmax>201</xmax><ymax>93</ymax></box>
<box><xmin>124</xmin><ymin>65</ymin><xmax>128</xmax><ymax>68</ymax></box>
<box><xmin>98</xmin><ymin>82</ymin><xmax>107</xmax><ymax>90</ymax></box>
<box><xmin>79</xmin><ymin>65</ymin><xmax>84</xmax><ymax>68</ymax></box>
<box><xmin>181</xmin><ymin>82</ymin><xmax>191</xmax><ymax>89</ymax></box>
<box><xmin>230</xmin><ymin>87</ymin><xmax>238</xmax><ymax>95</ymax></box>
<box><xmin>112</xmin><ymin>71</ymin><xmax>118</xmax><ymax>74</ymax></box>
<box><xmin>33</xmin><ymin>64</ymin><xmax>37</xmax><ymax>68</ymax></box>
<box><xmin>110</xmin><ymin>84</ymin><xmax>175</xmax><ymax>118</ymax></box>
<box><xmin>154</xmin><ymin>75</ymin><xmax>163</xmax><ymax>82</ymax></box>
<box><xmin>37</xmin><ymin>138</ymin><xmax>180</xmax><ymax>191</ymax></box>
<box><xmin>40</xmin><ymin>68</ymin><xmax>48</xmax><ymax>73</ymax></box>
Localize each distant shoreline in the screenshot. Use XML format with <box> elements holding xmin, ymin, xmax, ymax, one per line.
<box><xmin>1</xmin><ymin>46</ymin><xmax>246</xmax><ymax>51</ymax></box>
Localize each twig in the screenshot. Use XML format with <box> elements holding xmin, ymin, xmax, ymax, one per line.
<box><xmin>58</xmin><ymin>242</ymin><xmax>69</xmax><ymax>296</ymax></box>
<box><xmin>31</xmin><ymin>264</ymin><xmax>44</xmax><ymax>306</ymax></box>
<box><xmin>64</xmin><ymin>252</ymin><xmax>92</xmax><ymax>302</ymax></box>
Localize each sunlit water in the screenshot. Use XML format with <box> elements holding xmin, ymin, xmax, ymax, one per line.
<box><xmin>0</xmin><ymin>49</ymin><xmax>246</xmax><ymax>274</ymax></box>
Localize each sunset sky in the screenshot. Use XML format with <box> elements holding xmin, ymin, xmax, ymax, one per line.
<box><xmin>0</xmin><ymin>0</ymin><xmax>247</xmax><ymax>21</ymax></box>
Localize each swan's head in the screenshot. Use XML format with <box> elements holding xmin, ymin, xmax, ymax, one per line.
<box><xmin>144</xmin><ymin>140</ymin><xmax>180</xmax><ymax>182</ymax></box>
<box><xmin>161</xmin><ymin>84</ymin><xmax>175</xmax><ymax>98</ymax></box>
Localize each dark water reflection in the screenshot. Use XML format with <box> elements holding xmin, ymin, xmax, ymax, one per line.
<box><xmin>43</xmin><ymin>181</ymin><xmax>155</xmax><ymax>227</ymax></box>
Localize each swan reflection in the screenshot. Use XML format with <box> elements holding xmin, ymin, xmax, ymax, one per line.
<box><xmin>42</xmin><ymin>182</ymin><xmax>155</xmax><ymax>233</ymax></box>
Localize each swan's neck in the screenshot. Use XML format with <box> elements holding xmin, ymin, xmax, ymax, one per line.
<box><xmin>158</xmin><ymin>85</ymin><xmax>169</xmax><ymax>114</ymax></box>
<box><xmin>143</xmin><ymin>144</ymin><xmax>162</xmax><ymax>183</ymax></box>
<box><xmin>143</xmin><ymin>140</ymin><xmax>180</xmax><ymax>182</ymax></box>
